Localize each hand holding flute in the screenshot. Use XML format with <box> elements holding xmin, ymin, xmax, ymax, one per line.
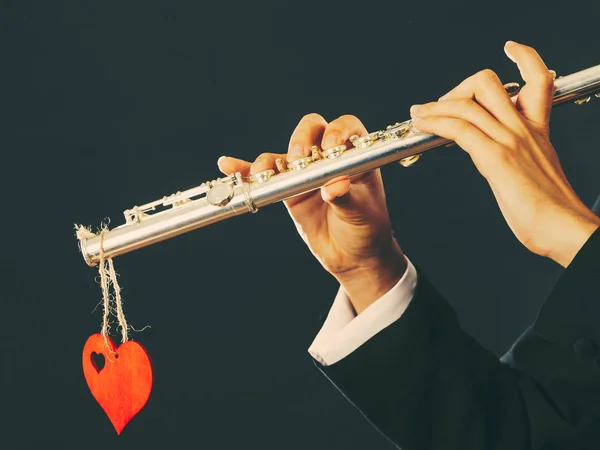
<box><xmin>218</xmin><ymin>115</ymin><xmax>407</xmax><ymax>314</ymax></box>
<box><xmin>219</xmin><ymin>42</ymin><xmax>600</xmax><ymax>315</ymax></box>
<box><xmin>409</xmin><ymin>41</ymin><xmax>600</xmax><ymax>268</ymax></box>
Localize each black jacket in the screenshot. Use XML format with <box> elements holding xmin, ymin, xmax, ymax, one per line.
<box><xmin>315</xmin><ymin>228</ymin><xmax>600</xmax><ymax>450</ymax></box>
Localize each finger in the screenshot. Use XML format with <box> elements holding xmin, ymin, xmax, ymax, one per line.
<box><xmin>504</xmin><ymin>41</ymin><xmax>554</xmax><ymax>127</ymax></box>
<box><xmin>217</xmin><ymin>156</ymin><xmax>252</xmax><ymax>176</ymax></box>
<box><xmin>288</xmin><ymin>113</ymin><xmax>328</xmax><ymax>162</ymax></box>
<box><xmin>439</xmin><ymin>69</ymin><xmax>526</xmax><ymax>134</ymax></box>
<box><xmin>319</xmin><ymin>116</ymin><xmax>372</xmax><ymax>219</ymax></box>
<box><xmin>250</xmin><ymin>152</ymin><xmax>286</xmax><ymax>175</ymax></box>
<box><xmin>320</xmin><ymin>175</ymin><xmax>379</xmax><ymax>224</ymax></box>
<box><xmin>321</xmin><ymin>176</ymin><xmax>351</xmax><ymax>202</ymax></box>
<box><xmin>321</xmin><ymin>115</ymin><xmax>368</xmax><ymax>150</ymax></box>
<box><xmin>412</xmin><ymin>116</ymin><xmax>504</xmax><ymax>176</ymax></box>
<box><xmin>410</xmin><ymin>98</ymin><xmax>514</xmax><ymax>147</ymax></box>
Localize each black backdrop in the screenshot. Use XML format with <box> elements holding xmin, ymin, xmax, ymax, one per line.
<box><xmin>3</xmin><ymin>1</ymin><xmax>600</xmax><ymax>449</ymax></box>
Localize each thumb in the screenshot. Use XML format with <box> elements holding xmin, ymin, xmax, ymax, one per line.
<box><xmin>321</xmin><ymin>176</ymin><xmax>367</xmax><ymax>223</ymax></box>
<box><xmin>504</xmin><ymin>41</ymin><xmax>555</xmax><ymax>127</ymax></box>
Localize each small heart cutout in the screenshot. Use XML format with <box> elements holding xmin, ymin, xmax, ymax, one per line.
<box><xmin>83</xmin><ymin>334</ymin><xmax>153</xmax><ymax>434</ymax></box>
<box><xmin>91</xmin><ymin>352</ymin><xmax>105</xmax><ymax>373</ymax></box>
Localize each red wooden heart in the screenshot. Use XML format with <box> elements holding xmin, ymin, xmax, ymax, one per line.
<box><xmin>82</xmin><ymin>333</ymin><xmax>153</xmax><ymax>434</ymax></box>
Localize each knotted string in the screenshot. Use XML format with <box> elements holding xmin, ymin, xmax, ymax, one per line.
<box><xmin>106</xmin><ymin>257</ymin><xmax>129</xmax><ymax>342</ymax></box>
<box><xmin>76</xmin><ymin>225</ymin><xmax>129</xmax><ymax>345</ymax></box>
<box><xmin>98</xmin><ymin>230</ymin><xmax>113</xmax><ymax>341</ymax></box>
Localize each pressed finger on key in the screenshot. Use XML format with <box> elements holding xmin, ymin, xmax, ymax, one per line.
<box><xmin>411</xmin><ymin>115</ymin><xmax>503</xmax><ymax>173</ymax></box>
<box><xmin>288</xmin><ymin>113</ymin><xmax>328</xmax><ymax>162</ymax></box>
<box><xmin>321</xmin><ymin>115</ymin><xmax>368</xmax><ymax>150</ymax></box>
<box><xmin>250</xmin><ymin>152</ymin><xmax>285</xmax><ymax>175</ymax></box>
<box><xmin>439</xmin><ymin>69</ymin><xmax>525</xmax><ymax>133</ymax></box>
<box><xmin>218</xmin><ymin>156</ymin><xmax>252</xmax><ymax>176</ymax></box>
<box><xmin>410</xmin><ymin>99</ymin><xmax>513</xmax><ymax>146</ymax></box>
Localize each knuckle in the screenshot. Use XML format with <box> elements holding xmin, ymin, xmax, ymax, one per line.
<box><xmin>324</xmin><ymin>124</ymin><xmax>344</xmax><ymax>137</ymax></box>
<box><xmin>293</xmin><ymin>113</ymin><xmax>327</xmax><ymax>141</ymax></box>
<box><xmin>534</xmin><ymin>71</ymin><xmax>554</xmax><ymax>86</ymax></box>
<box><xmin>457</xmin><ymin>98</ymin><xmax>475</xmax><ymax>109</ymax></box>
<box><xmin>519</xmin><ymin>43</ymin><xmax>535</xmax><ymax>53</ymax></box>
<box><xmin>503</xmin><ymin>134</ymin><xmax>520</xmax><ymax>151</ymax></box>
<box><xmin>496</xmin><ymin>146</ymin><xmax>516</xmax><ymax>165</ymax></box>
<box><xmin>291</xmin><ymin>130</ymin><xmax>311</xmax><ymax>142</ymax></box>
<box><xmin>328</xmin><ymin>115</ymin><xmax>357</xmax><ymax>132</ymax></box>
<box><xmin>330</xmin><ymin>114</ymin><xmax>367</xmax><ymax>137</ymax></box>
<box><xmin>254</xmin><ymin>152</ymin><xmax>272</xmax><ymax>163</ymax></box>
<box><xmin>301</xmin><ymin>112</ymin><xmax>325</xmax><ymax>123</ymax></box>
<box><xmin>478</xmin><ymin>69</ymin><xmax>500</xmax><ymax>85</ymax></box>
<box><xmin>456</xmin><ymin>119</ymin><xmax>472</xmax><ymax>133</ymax></box>
<box><xmin>337</xmin><ymin>114</ymin><xmax>359</xmax><ymax>123</ymax></box>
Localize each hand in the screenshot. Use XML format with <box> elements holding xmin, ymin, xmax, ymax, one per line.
<box><xmin>217</xmin><ymin>114</ymin><xmax>407</xmax><ymax>313</ymax></box>
<box><xmin>409</xmin><ymin>41</ymin><xmax>600</xmax><ymax>267</ymax></box>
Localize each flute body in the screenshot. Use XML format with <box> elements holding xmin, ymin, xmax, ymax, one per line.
<box><xmin>79</xmin><ymin>65</ymin><xmax>600</xmax><ymax>265</ymax></box>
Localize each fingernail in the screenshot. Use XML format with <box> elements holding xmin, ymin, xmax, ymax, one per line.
<box><xmin>504</xmin><ymin>41</ymin><xmax>517</xmax><ymax>63</ymax></box>
<box><xmin>217</xmin><ymin>156</ymin><xmax>227</xmax><ymax>165</ymax></box>
<box><xmin>322</xmin><ymin>135</ymin><xmax>339</xmax><ymax>150</ymax></box>
<box><xmin>321</xmin><ymin>187</ymin><xmax>333</xmax><ymax>203</ymax></box>
<box><xmin>410</xmin><ymin>104</ymin><xmax>422</xmax><ymax>117</ymax></box>
<box><xmin>289</xmin><ymin>144</ymin><xmax>304</xmax><ymax>159</ymax></box>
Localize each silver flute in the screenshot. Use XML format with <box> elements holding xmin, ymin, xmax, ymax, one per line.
<box><xmin>78</xmin><ymin>65</ymin><xmax>600</xmax><ymax>266</ymax></box>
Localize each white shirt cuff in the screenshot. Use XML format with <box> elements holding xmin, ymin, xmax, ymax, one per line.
<box><xmin>308</xmin><ymin>256</ymin><xmax>417</xmax><ymax>366</ymax></box>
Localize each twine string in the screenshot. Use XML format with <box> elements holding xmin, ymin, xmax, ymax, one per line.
<box><xmin>98</xmin><ymin>230</ymin><xmax>113</xmax><ymax>342</ymax></box>
<box><xmin>76</xmin><ymin>225</ymin><xmax>129</xmax><ymax>346</ymax></box>
<box><xmin>106</xmin><ymin>257</ymin><xmax>129</xmax><ymax>343</ymax></box>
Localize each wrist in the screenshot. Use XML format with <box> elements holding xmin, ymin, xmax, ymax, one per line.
<box><xmin>548</xmin><ymin>211</ymin><xmax>600</xmax><ymax>268</ymax></box>
<box><xmin>334</xmin><ymin>240</ymin><xmax>408</xmax><ymax>314</ymax></box>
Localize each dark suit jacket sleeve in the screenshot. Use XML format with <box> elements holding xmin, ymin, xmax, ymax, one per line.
<box><xmin>314</xmin><ymin>228</ymin><xmax>600</xmax><ymax>450</ymax></box>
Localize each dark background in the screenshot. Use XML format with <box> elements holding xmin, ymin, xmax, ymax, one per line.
<box><xmin>3</xmin><ymin>1</ymin><xmax>600</xmax><ymax>449</ymax></box>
